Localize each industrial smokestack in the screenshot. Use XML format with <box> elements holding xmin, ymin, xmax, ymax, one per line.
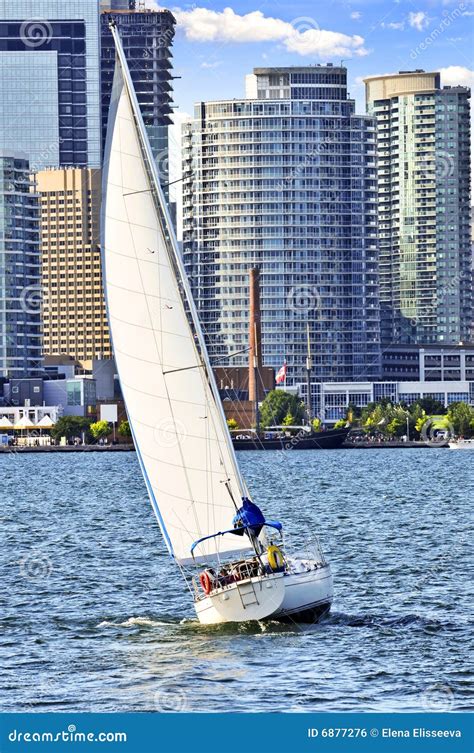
<box><xmin>248</xmin><ymin>268</ymin><xmax>263</xmax><ymax>424</ymax></box>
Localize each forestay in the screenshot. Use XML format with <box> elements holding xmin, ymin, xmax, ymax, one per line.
<box><xmin>101</xmin><ymin>31</ymin><xmax>250</xmax><ymax>564</ymax></box>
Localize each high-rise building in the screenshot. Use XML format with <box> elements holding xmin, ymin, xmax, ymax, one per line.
<box><xmin>100</xmin><ymin>2</ymin><xmax>175</xmax><ymax>194</ymax></box>
<box><xmin>0</xmin><ymin>0</ymin><xmax>101</xmax><ymax>170</ymax></box>
<box><xmin>183</xmin><ymin>67</ymin><xmax>381</xmax><ymax>385</ymax></box>
<box><xmin>365</xmin><ymin>71</ymin><xmax>472</xmax><ymax>345</ymax></box>
<box><xmin>36</xmin><ymin>167</ymin><xmax>111</xmax><ymax>364</ymax></box>
<box><xmin>0</xmin><ymin>152</ymin><xmax>42</xmax><ymax>377</ymax></box>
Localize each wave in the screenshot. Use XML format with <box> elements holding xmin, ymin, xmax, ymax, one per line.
<box><xmin>96</xmin><ymin>616</ymin><xmax>175</xmax><ymax>628</ymax></box>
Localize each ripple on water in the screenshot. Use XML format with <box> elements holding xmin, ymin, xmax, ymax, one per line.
<box><xmin>1</xmin><ymin>449</ymin><xmax>473</xmax><ymax>711</ymax></box>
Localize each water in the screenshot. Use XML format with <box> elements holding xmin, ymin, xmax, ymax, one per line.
<box><xmin>1</xmin><ymin>449</ymin><xmax>473</xmax><ymax>712</ymax></box>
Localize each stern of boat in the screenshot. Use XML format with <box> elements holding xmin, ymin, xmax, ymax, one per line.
<box><xmin>194</xmin><ymin>571</ymin><xmax>285</xmax><ymax>625</ymax></box>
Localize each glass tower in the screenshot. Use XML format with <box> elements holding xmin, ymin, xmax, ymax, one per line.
<box><xmin>0</xmin><ymin>153</ymin><xmax>42</xmax><ymax>377</ymax></box>
<box><xmin>365</xmin><ymin>71</ymin><xmax>472</xmax><ymax>345</ymax></box>
<box><xmin>0</xmin><ymin>0</ymin><xmax>101</xmax><ymax>170</ymax></box>
<box><xmin>100</xmin><ymin>2</ymin><xmax>175</xmax><ymax>194</ymax></box>
<box><xmin>183</xmin><ymin>67</ymin><xmax>381</xmax><ymax>385</ymax></box>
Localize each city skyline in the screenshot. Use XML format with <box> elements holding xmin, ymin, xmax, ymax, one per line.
<box><xmin>163</xmin><ymin>0</ymin><xmax>474</xmax><ymax>187</ymax></box>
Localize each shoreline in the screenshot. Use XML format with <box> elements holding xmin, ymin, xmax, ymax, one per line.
<box><xmin>0</xmin><ymin>441</ymin><xmax>448</xmax><ymax>454</ymax></box>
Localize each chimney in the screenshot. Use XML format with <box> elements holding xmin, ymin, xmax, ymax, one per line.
<box><xmin>248</xmin><ymin>267</ymin><xmax>263</xmax><ymax>407</ymax></box>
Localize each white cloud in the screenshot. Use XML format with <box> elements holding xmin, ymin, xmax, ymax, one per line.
<box><xmin>408</xmin><ymin>11</ymin><xmax>430</xmax><ymax>31</ymax></box>
<box><xmin>166</xmin><ymin>6</ymin><xmax>368</xmax><ymax>59</ymax></box>
<box><xmin>381</xmin><ymin>21</ymin><xmax>405</xmax><ymax>30</ymax></box>
<box><xmin>439</xmin><ymin>66</ymin><xmax>474</xmax><ymax>87</ymax></box>
<box><xmin>200</xmin><ymin>61</ymin><xmax>222</xmax><ymax>69</ymax></box>
<box><xmin>351</xmin><ymin>11</ymin><xmax>362</xmax><ymax>20</ymax></box>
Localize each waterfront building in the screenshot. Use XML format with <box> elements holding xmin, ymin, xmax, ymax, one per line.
<box><xmin>296</xmin><ymin>378</ymin><xmax>474</xmax><ymax>425</ymax></box>
<box><xmin>365</xmin><ymin>71</ymin><xmax>472</xmax><ymax>345</ymax></box>
<box><xmin>381</xmin><ymin>343</ymin><xmax>474</xmax><ymax>382</ymax></box>
<box><xmin>36</xmin><ymin>167</ymin><xmax>111</xmax><ymax>365</ymax></box>
<box><xmin>100</xmin><ymin>1</ymin><xmax>175</xmax><ymax>195</ymax></box>
<box><xmin>0</xmin><ymin>153</ymin><xmax>42</xmax><ymax>378</ymax></box>
<box><xmin>183</xmin><ymin>66</ymin><xmax>381</xmax><ymax>386</ymax></box>
<box><xmin>0</xmin><ymin>0</ymin><xmax>101</xmax><ymax>170</ymax></box>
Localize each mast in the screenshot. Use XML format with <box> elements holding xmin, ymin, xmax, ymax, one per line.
<box><xmin>306</xmin><ymin>321</ymin><xmax>312</xmax><ymax>422</ymax></box>
<box><xmin>109</xmin><ymin>22</ymin><xmax>248</xmax><ymax>499</ymax></box>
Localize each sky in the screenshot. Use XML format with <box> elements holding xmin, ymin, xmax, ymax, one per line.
<box><xmin>150</xmin><ymin>0</ymin><xmax>474</xmax><ymax>208</ymax></box>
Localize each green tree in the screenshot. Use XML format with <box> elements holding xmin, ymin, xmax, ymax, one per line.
<box><xmin>411</xmin><ymin>396</ymin><xmax>446</xmax><ymax>415</ymax></box>
<box><xmin>51</xmin><ymin>416</ymin><xmax>92</xmax><ymax>442</ymax></box>
<box><xmin>447</xmin><ymin>402</ymin><xmax>474</xmax><ymax>437</ymax></box>
<box><xmin>90</xmin><ymin>419</ymin><xmax>110</xmax><ymax>441</ymax></box>
<box><xmin>226</xmin><ymin>418</ymin><xmax>239</xmax><ymax>431</ymax></box>
<box><xmin>333</xmin><ymin>418</ymin><xmax>347</xmax><ymax>429</ymax></box>
<box><xmin>260</xmin><ymin>390</ymin><xmax>305</xmax><ymax>428</ymax></box>
<box><xmin>282</xmin><ymin>411</ymin><xmax>295</xmax><ymax>426</ymax></box>
<box><xmin>311</xmin><ymin>417</ymin><xmax>322</xmax><ymax>432</ymax></box>
<box><xmin>118</xmin><ymin>419</ymin><xmax>132</xmax><ymax>438</ymax></box>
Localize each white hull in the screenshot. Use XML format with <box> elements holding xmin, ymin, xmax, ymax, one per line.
<box><xmin>448</xmin><ymin>440</ymin><xmax>474</xmax><ymax>450</ymax></box>
<box><xmin>195</xmin><ymin>563</ymin><xmax>333</xmax><ymax>625</ymax></box>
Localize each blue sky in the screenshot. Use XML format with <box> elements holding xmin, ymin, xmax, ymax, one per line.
<box><xmin>156</xmin><ymin>0</ymin><xmax>473</xmax><ymax>213</ymax></box>
<box><xmin>154</xmin><ymin>0</ymin><xmax>473</xmax><ymax>119</ymax></box>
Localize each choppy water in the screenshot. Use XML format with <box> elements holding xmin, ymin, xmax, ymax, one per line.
<box><xmin>1</xmin><ymin>449</ymin><xmax>473</xmax><ymax>712</ymax></box>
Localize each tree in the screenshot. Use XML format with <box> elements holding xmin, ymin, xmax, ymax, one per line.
<box><xmin>333</xmin><ymin>418</ymin><xmax>347</xmax><ymax>429</ymax></box>
<box><xmin>447</xmin><ymin>402</ymin><xmax>474</xmax><ymax>437</ymax></box>
<box><xmin>411</xmin><ymin>396</ymin><xmax>446</xmax><ymax>416</ymax></box>
<box><xmin>118</xmin><ymin>419</ymin><xmax>132</xmax><ymax>438</ymax></box>
<box><xmin>282</xmin><ymin>411</ymin><xmax>295</xmax><ymax>426</ymax></box>
<box><xmin>226</xmin><ymin>418</ymin><xmax>239</xmax><ymax>431</ymax></box>
<box><xmin>51</xmin><ymin>416</ymin><xmax>92</xmax><ymax>442</ymax></box>
<box><xmin>90</xmin><ymin>419</ymin><xmax>110</xmax><ymax>441</ymax></box>
<box><xmin>311</xmin><ymin>417</ymin><xmax>322</xmax><ymax>432</ymax></box>
<box><xmin>259</xmin><ymin>390</ymin><xmax>305</xmax><ymax>428</ymax></box>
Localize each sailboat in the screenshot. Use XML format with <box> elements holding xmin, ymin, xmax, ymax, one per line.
<box><xmin>101</xmin><ymin>23</ymin><xmax>333</xmax><ymax>625</ymax></box>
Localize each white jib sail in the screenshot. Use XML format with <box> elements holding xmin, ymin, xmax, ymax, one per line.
<box><xmin>101</xmin><ymin>28</ymin><xmax>251</xmax><ymax>565</ymax></box>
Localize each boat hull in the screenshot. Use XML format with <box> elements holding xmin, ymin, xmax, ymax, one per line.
<box><xmin>194</xmin><ymin>564</ymin><xmax>333</xmax><ymax>625</ymax></box>
<box><xmin>233</xmin><ymin>428</ymin><xmax>349</xmax><ymax>451</ymax></box>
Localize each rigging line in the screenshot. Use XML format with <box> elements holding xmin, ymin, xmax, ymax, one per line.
<box><xmin>162</xmin><ymin>347</ymin><xmax>250</xmax><ymax>375</ymax></box>
<box><xmin>123</xmin><ymin>176</ymin><xmax>186</xmax><ymax>197</ymax></box>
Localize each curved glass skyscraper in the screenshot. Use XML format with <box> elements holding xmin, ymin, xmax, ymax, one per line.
<box><xmin>183</xmin><ymin>67</ymin><xmax>381</xmax><ymax>385</ymax></box>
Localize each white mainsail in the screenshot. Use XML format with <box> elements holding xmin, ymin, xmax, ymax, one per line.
<box><xmin>101</xmin><ymin>27</ymin><xmax>251</xmax><ymax>565</ymax></box>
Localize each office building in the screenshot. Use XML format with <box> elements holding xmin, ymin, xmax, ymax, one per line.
<box><xmin>0</xmin><ymin>0</ymin><xmax>101</xmax><ymax>170</ymax></box>
<box><xmin>365</xmin><ymin>71</ymin><xmax>472</xmax><ymax>345</ymax></box>
<box><xmin>0</xmin><ymin>152</ymin><xmax>42</xmax><ymax>378</ymax></box>
<box><xmin>36</xmin><ymin>167</ymin><xmax>111</xmax><ymax>364</ymax></box>
<box><xmin>100</xmin><ymin>1</ymin><xmax>175</xmax><ymax>194</ymax></box>
<box><xmin>183</xmin><ymin>66</ymin><xmax>381</xmax><ymax>385</ymax></box>
<box><xmin>296</xmin><ymin>377</ymin><xmax>474</xmax><ymax>425</ymax></box>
